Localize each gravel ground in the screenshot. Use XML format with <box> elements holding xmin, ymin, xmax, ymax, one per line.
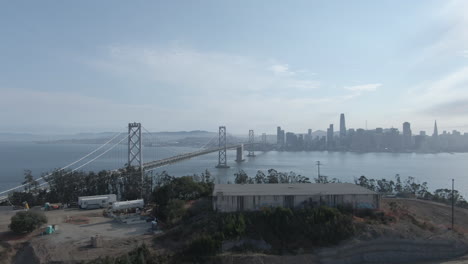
<box><xmin>0</xmin><ymin>207</ymin><xmax>154</xmax><ymax>263</ymax></box>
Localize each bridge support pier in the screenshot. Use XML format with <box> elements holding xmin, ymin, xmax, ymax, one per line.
<box><xmin>216</xmin><ymin>126</ymin><xmax>230</xmax><ymax>168</ymax></box>
<box><xmin>236</xmin><ymin>144</ymin><xmax>244</xmax><ymax>162</ymax></box>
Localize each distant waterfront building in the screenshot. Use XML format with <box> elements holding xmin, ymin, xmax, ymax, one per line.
<box><xmin>433</xmin><ymin>121</ymin><xmax>438</xmax><ymax>138</ymax></box>
<box><xmin>420</xmin><ymin>131</ymin><xmax>426</xmax><ymax>137</ymax></box>
<box><xmin>285</xmin><ymin>132</ymin><xmax>297</xmax><ymax>148</ymax></box>
<box><xmin>402</xmin><ymin>122</ymin><xmax>412</xmax><ymax>149</ymax></box>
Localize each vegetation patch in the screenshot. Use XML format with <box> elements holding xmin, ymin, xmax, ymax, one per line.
<box><xmin>9</xmin><ymin>211</ymin><xmax>47</xmax><ymax>234</ymax></box>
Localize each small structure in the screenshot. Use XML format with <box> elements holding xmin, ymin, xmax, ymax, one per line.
<box><xmin>109</xmin><ymin>199</ymin><xmax>146</xmax><ymax>224</ymax></box>
<box><xmin>91</xmin><ymin>235</ymin><xmax>103</xmax><ymax>248</ymax></box>
<box><xmin>213</xmin><ymin>183</ymin><xmax>380</xmax><ymax>212</ymax></box>
<box><xmin>78</xmin><ymin>194</ymin><xmax>117</xmax><ymax>209</ymax></box>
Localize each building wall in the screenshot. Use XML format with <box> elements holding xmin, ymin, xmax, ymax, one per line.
<box><xmin>213</xmin><ymin>193</ymin><xmax>380</xmax><ymax>212</ymax></box>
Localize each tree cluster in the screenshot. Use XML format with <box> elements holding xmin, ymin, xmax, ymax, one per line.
<box><xmin>234</xmin><ymin>169</ymin><xmax>311</xmax><ymax>184</ymax></box>
<box><xmin>355</xmin><ymin>174</ymin><xmax>468</xmax><ymax>208</ymax></box>
<box><xmin>190</xmin><ymin>206</ymin><xmax>355</xmax><ymax>256</ymax></box>
<box><xmin>152</xmin><ymin>170</ymin><xmax>214</xmax><ymax>224</ymax></box>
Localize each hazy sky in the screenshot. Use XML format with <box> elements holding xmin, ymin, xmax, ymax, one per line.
<box><xmin>1</xmin><ymin>0</ymin><xmax>468</xmax><ymax>134</ymax></box>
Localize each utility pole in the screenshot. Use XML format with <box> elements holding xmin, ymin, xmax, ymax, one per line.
<box><xmin>452</xmin><ymin>179</ymin><xmax>455</xmax><ymax>230</ymax></box>
<box><xmin>316</xmin><ymin>161</ymin><xmax>321</xmax><ymax>179</ymax></box>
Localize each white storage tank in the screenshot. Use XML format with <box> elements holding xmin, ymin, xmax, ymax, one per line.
<box><xmin>111</xmin><ymin>199</ymin><xmax>144</xmax><ymax>211</ymax></box>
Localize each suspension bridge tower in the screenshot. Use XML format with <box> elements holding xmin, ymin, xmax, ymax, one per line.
<box><xmin>216</xmin><ymin>126</ymin><xmax>229</xmax><ymax>168</ymax></box>
<box><xmin>247</xmin><ymin>129</ymin><xmax>255</xmax><ymax>157</ymax></box>
<box><xmin>128</xmin><ymin>122</ymin><xmax>143</xmax><ymax>170</ymax></box>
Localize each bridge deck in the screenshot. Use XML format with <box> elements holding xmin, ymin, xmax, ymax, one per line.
<box><xmin>143</xmin><ymin>144</ymin><xmax>243</xmax><ymax>170</ymax></box>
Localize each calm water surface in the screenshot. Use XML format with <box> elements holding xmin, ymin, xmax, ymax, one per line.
<box><xmin>0</xmin><ymin>142</ymin><xmax>467</xmax><ymax>196</ymax></box>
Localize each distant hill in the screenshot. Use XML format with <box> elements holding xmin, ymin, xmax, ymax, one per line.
<box><xmin>0</xmin><ymin>130</ymin><xmax>216</xmax><ymax>143</ymax></box>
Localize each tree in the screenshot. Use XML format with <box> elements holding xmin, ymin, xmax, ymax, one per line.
<box><xmin>22</xmin><ymin>170</ymin><xmax>37</xmax><ymax>193</ymax></box>
<box><xmin>10</xmin><ymin>211</ymin><xmax>47</xmax><ymax>234</ymax></box>
<box><xmin>315</xmin><ymin>175</ymin><xmax>330</xmax><ymax>184</ymax></box>
<box><xmin>394</xmin><ymin>174</ymin><xmax>402</xmax><ymax>193</ymax></box>
<box><xmin>201</xmin><ymin>169</ymin><xmax>213</xmax><ymax>183</ymax></box>
<box><xmin>254</xmin><ymin>170</ymin><xmax>266</xmax><ymax>184</ymax></box>
<box><xmin>355</xmin><ymin>175</ymin><xmax>368</xmax><ymax>187</ymax></box>
<box><xmin>234</xmin><ymin>170</ymin><xmax>249</xmax><ymax>184</ymax></box>
<box><xmin>267</xmin><ymin>169</ymin><xmax>279</xmax><ymax>183</ymax></box>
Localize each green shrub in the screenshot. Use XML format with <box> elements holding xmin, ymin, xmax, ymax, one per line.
<box><xmin>218</xmin><ymin>206</ymin><xmax>355</xmax><ymax>250</ymax></box>
<box><xmin>187</xmin><ymin>235</ymin><xmax>221</xmax><ymax>257</ymax></box>
<box><xmin>164</xmin><ymin>199</ymin><xmax>186</xmax><ymax>224</ymax></box>
<box><xmin>220</xmin><ymin>213</ymin><xmax>246</xmax><ymax>238</ymax></box>
<box><xmin>9</xmin><ymin>211</ymin><xmax>47</xmax><ymax>234</ymax></box>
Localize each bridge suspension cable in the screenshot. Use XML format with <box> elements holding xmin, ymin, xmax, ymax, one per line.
<box><xmin>141</xmin><ymin>126</ymin><xmax>186</xmax><ymax>158</ymax></box>
<box><xmin>0</xmin><ymin>131</ymin><xmax>126</xmax><ymax>196</ymax></box>
<box><xmin>36</xmin><ymin>133</ymin><xmax>130</xmax><ymax>188</ymax></box>
<box><xmin>198</xmin><ymin>135</ymin><xmax>218</xmax><ymax>150</ymax></box>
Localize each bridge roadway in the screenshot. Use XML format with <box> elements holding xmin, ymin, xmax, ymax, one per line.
<box><xmin>143</xmin><ymin>144</ymin><xmax>244</xmax><ymax>170</ymax></box>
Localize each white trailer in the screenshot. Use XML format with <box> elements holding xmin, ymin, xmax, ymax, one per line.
<box><xmin>78</xmin><ymin>194</ymin><xmax>117</xmax><ymax>209</ymax></box>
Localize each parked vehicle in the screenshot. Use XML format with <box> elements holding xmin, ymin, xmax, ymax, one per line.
<box><xmin>78</xmin><ymin>194</ymin><xmax>117</xmax><ymax>209</ymax></box>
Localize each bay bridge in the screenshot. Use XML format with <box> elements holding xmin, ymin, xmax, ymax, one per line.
<box><xmin>0</xmin><ymin>123</ymin><xmax>271</xmax><ymax>202</ymax></box>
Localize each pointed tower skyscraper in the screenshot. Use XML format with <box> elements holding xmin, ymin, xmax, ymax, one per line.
<box><xmin>433</xmin><ymin>120</ymin><xmax>438</xmax><ymax>138</ymax></box>
<box><xmin>339</xmin><ymin>113</ymin><xmax>346</xmax><ymax>138</ymax></box>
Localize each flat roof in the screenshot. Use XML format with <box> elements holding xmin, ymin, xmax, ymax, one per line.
<box><xmin>213</xmin><ymin>183</ymin><xmax>377</xmax><ymax>196</ymax></box>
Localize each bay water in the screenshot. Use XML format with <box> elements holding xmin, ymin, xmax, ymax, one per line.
<box><xmin>1</xmin><ymin>142</ymin><xmax>467</xmax><ymax>196</ymax></box>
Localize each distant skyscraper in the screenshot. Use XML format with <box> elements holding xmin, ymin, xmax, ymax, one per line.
<box><xmin>277</xmin><ymin>126</ymin><xmax>285</xmax><ymax>146</ymax></box>
<box><xmin>402</xmin><ymin>122</ymin><xmax>412</xmax><ymax>149</ymax></box>
<box><xmin>433</xmin><ymin>121</ymin><xmax>438</xmax><ymax>138</ymax></box>
<box><xmin>339</xmin><ymin>113</ymin><xmax>346</xmax><ymax>138</ymax></box>
<box><xmin>327</xmin><ymin>124</ymin><xmax>334</xmax><ymax>149</ymax></box>
<box><xmin>277</xmin><ymin>126</ymin><xmax>281</xmax><ymax>145</ymax></box>
<box><xmin>307</xmin><ymin>129</ymin><xmax>312</xmax><ymax>143</ymax></box>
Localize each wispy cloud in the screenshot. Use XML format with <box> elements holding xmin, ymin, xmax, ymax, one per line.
<box><xmin>89</xmin><ymin>45</ymin><xmax>320</xmax><ymax>97</ymax></box>
<box><xmin>411</xmin><ymin>0</ymin><xmax>468</xmax><ymax>65</ymax></box>
<box><xmin>425</xmin><ymin>99</ymin><xmax>468</xmax><ymax>116</ymax></box>
<box><xmin>462</xmin><ymin>50</ymin><xmax>468</xmax><ymax>58</ymax></box>
<box><xmin>344</xmin><ymin>83</ymin><xmax>382</xmax><ymax>92</ymax></box>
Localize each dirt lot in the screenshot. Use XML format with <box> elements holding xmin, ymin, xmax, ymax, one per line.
<box><xmin>0</xmin><ymin>207</ymin><xmax>154</xmax><ymax>263</ymax></box>
<box><xmin>3</xmin><ymin>199</ymin><xmax>468</xmax><ymax>263</ymax></box>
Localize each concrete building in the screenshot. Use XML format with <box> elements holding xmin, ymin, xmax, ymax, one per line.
<box><xmin>213</xmin><ymin>183</ymin><xmax>380</xmax><ymax>212</ymax></box>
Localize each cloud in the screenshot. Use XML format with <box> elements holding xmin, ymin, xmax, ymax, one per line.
<box><xmin>412</xmin><ymin>66</ymin><xmax>468</xmax><ymax>104</ymax></box>
<box><xmin>344</xmin><ymin>83</ymin><xmax>382</xmax><ymax>92</ymax></box>
<box><xmin>462</xmin><ymin>50</ymin><xmax>468</xmax><ymax>58</ymax></box>
<box><xmin>411</xmin><ymin>0</ymin><xmax>468</xmax><ymax>65</ymax></box>
<box><xmin>269</xmin><ymin>63</ymin><xmax>294</xmax><ymax>76</ymax></box>
<box><xmin>425</xmin><ymin>98</ymin><xmax>468</xmax><ymax>116</ymax></box>
<box><xmin>88</xmin><ymin>45</ymin><xmax>319</xmax><ymax>97</ymax></box>
<box><xmin>4</xmin><ymin>45</ymin><xmax>379</xmax><ymax>134</ymax></box>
